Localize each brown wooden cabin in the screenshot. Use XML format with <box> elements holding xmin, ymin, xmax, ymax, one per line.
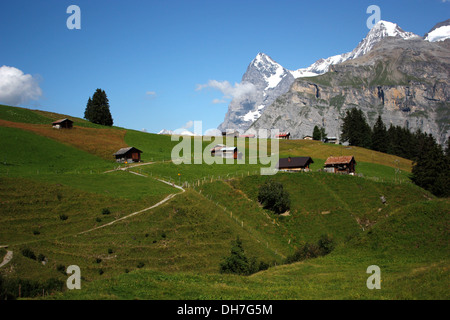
<box><xmin>113</xmin><ymin>147</ymin><xmax>143</xmax><ymax>163</ymax></box>
<box><xmin>211</xmin><ymin>145</ymin><xmax>242</xmax><ymax>159</ymax></box>
<box><xmin>324</xmin><ymin>156</ymin><xmax>356</xmax><ymax>174</ymax></box>
<box><xmin>52</xmin><ymin>118</ymin><xmax>73</xmax><ymax>129</ymax></box>
<box><xmin>277</xmin><ymin>156</ymin><xmax>314</xmax><ymax>172</ymax></box>
<box><xmin>276</xmin><ymin>132</ymin><xmax>291</xmax><ymax>140</ymax></box>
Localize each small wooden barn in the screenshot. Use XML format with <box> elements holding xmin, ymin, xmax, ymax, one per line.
<box><xmin>324</xmin><ymin>156</ymin><xmax>356</xmax><ymax>174</ymax></box>
<box><xmin>210</xmin><ymin>145</ymin><xmax>242</xmax><ymax>159</ymax></box>
<box><xmin>113</xmin><ymin>147</ymin><xmax>143</xmax><ymax>163</ymax></box>
<box><xmin>222</xmin><ymin>130</ymin><xmax>240</xmax><ymax>138</ymax></box>
<box><xmin>277</xmin><ymin>156</ymin><xmax>314</xmax><ymax>172</ymax></box>
<box><xmin>52</xmin><ymin>118</ymin><xmax>73</xmax><ymax>129</ymax></box>
<box><xmin>324</xmin><ymin>137</ymin><xmax>338</xmax><ymax>144</ymax></box>
<box><xmin>276</xmin><ymin>132</ymin><xmax>291</xmax><ymax>140</ymax></box>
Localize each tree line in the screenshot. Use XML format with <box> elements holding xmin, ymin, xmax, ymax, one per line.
<box><xmin>339</xmin><ymin>108</ymin><xmax>449</xmax><ymax>197</ymax></box>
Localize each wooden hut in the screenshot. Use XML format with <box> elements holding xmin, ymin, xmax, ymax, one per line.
<box><xmin>52</xmin><ymin>118</ymin><xmax>73</xmax><ymax>129</ymax></box>
<box><xmin>324</xmin><ymin>156</ymin><xmax>356</xmax><ymax>174</ymax></box>
<box><xmin>276</xmin><ymin>132</ymin><xmax>291</xmax><ymax>140</ymax></box>
<box><xmin>277</xmin><ymin>157</ymin><xmax>314</xmax><ymax>172</ymax></box>
<box><xmin>113</xmin><ymin>147</ymin><xmax>143</xmax><ymax>163</ymax></box>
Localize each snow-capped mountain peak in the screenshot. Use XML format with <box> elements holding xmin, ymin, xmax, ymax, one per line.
<box><xmin>349</xmin><ymin>20</ymin><xmax>420</xmax><ymax>60</ymax></box>
<box><xmin>424</xmin><ymin>19</ymin><xmax>450</xmax><ymax>42</ymax></box>
<box><xmin>370</xmin><ymin>20</ymin><xmax>418</xmax><ymax>39</ymax></box>
<box><xmin>250</xmin><ymin>53</ymin><xmax>290</xmax><ymax>89</ymax></box>
<box><xmin>290</xmin><ymin>20</ymin><xmax>420</xmax><ymax>77</ymax></box>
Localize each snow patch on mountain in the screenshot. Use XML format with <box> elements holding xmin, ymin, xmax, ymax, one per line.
<box><xmin>290</xmin><ymin>20</ymin><xmax>420</xmax><ymax>77</ymax></box>
<box><xmin>425</xmin><ymin>25</ymin><xmax>450</xmax><ymax>42</ymax></box>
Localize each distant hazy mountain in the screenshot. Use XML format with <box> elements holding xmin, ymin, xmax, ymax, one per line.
<box><xmin>219</xmin><ymin>21</ymin><xmax>421</xmax><ymax>132</ymax></box>
<box><xmin>157</xmin><ymin>129</ymin><xmax>174</xmax><ymax>135</ymax></box>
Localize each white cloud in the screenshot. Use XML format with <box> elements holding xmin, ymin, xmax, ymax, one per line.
<box><xmin>204</xmin><ymin>128</ymin><xmax>222</xmax><ymax>136</ymax></box>
<box><xmin>0</xmin><ymin>66</ymin><xmax>42</xmax><ymax>106</ymax></box>
<box><xmin>196</xmin><ymin>80</ymin><xmax>257</xmax><ymax>103</ymax></box>
<box><xmin>146</xmin><ymin>91</ymin><xmax>156</xmax><ymax>96</ymax></box>
<box><xmin>212</xmin><ymin>98</ymin><xmax>227</xmax><ymax>104</ymax></box>
<box><xmin>182</xmin><ymin>120</ymin><xmax>194</xmax><ymax>129</ymax></box>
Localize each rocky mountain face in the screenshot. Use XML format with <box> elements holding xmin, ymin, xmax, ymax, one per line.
<box><xmin>218</xmin><ymin>53</ymin><xmax>295</xmax><ymax>132</ymax></box>
<box><xmin>248</xmin><ymin>37</ymin><xmax>450</xmax><ymax>144</ymax></box>
<box><xmin>218</xmin><ymin>21</ymin><xmax>421</xmax><ymax>132</ymax></box>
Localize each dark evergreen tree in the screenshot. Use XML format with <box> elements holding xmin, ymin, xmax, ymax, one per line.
<box><xmin>84</xmin><ymin>89</ymin><xmax>113</xmax><ymax>126</ymax></box>
<box><xmin>445</xmin><ymin>138</ymin><xmax>450</xmax><ymax>158</ymax></box>
<box><xmin>320</xmin><ymin>127</ymin><xmax>327</xmax><ymax>141</ymax></box>
<box><xmin>340</xmin><ymin>108</ymin><xmax>372</xmax><ymax>148</ymax></box>
<box><xmin>411</xmin><ymin>134</ymin><xmax>450</xmax><ymax>197</ymax></box>
<box><xmin>371</xmin><ymin>115</ymin><xmax>388</xmax><ymax>153</ymax></box>
<box><xmin>219</xmin><ymin>237</ymin><xmax>250</xmax><ymax>275</ymax></box>
<box><xmin>313</xmin><ymin>126</ymin><xmax>327</xmax><ymax>141</ymax></box>
<box><xmin>312</xmin><ymin>125</ymin><xmax>321</xmax><ymax>141</ymax></box>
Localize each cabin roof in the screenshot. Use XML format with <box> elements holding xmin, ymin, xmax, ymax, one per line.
<box><xmin>113</xmin><ymin>147</ymin><xmax>143</xmax><ymax>156</ymax></box>
<box><xmin>52</xmin><ymin>118</ymin><xmax>73</xmax><ymax>125</ymax></box>
<box><xmin>277</xmin><ymin>157</ymin><xmax>313</xmax><ymax>169</ymax></box>
<box><xmin>324</xmin><ymin>156</ymin><xmax>355</xmax><ymax>165</ymax></box>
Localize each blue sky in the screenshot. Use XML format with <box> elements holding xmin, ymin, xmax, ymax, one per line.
<box><xmin>0</xmin><ymin>0</ymin><xmax>448</xmax><ymax>133</ymax></box>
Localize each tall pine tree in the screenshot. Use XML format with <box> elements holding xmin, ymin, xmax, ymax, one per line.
<box><xmin>340</xmin><ymin>108</ymin><xmax>372</xmax><ymax>148</ymax></box>
<box><xmin>84</xmin><ymin>89</ymin><xmax>113</xmax><ymax>126</ymax></box>
<box><xmin>371</xmin><ymin>115</ymin><xmax>388</xmax><ymax>153</ymax></box>
<box><xmin>411</xmin><ymin>134</ymin><xmax>450</xmax><ymax>197</ymax></box>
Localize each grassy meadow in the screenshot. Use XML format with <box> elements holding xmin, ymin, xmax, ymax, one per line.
<box><xmin>0</xmin><ymin>104</ymin><xmax>448</xmax><ymax>300</ymax></box>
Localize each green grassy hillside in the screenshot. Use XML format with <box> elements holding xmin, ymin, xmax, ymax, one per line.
<box><xmin>56</xmin><ymin>198</ymin><xmax>449</xmax><ymax>300</ymax></box>
<box><xmin>0</xmin><ymin>104</ymin><xmax>448</xmax><ymax>300</ymax></box>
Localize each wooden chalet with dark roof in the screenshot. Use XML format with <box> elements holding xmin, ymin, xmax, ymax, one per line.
<box><xmin>277</xmin><ymin>156</ymin><xmax>314</xmax><ymax>172</ymax></box>
<box><xmin>113</xmin><ymin>147</ymin><xmax>143</xmax><ymax>163</ymax></box>
<box><xmin>52</xmin><ymin>118</ymin><xmax>73</xmax><ymax>129</ymax></box>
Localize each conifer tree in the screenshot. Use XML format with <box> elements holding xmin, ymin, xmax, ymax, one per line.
<box><xmin>313</xmin><ymin>125</ymin><xmax>321</xmax><ymax>141</ymax></box>
<box><xmin>371</xmin><ymin>115</ymin><xmax>388</xmax><ymax>153</ymax></box>
<box><xmin>84</xmin><ymin>89</ymin><xmax>113</xmax><ymax>126</ymax></box>
<box><xmin>411</xmin><ymin>134</ymin><xmax>449</xmax><ymax>197</ymax></box>
<box><xmin>340</xmin><ymin>108</ymin><xmax>372</xmax><ymax>148</ymax></box>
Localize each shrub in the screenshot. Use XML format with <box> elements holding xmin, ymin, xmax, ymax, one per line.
<box><xmin>220</xmin><ymin>237</ymin><xmax>269</xmax><ymax>276</ymax></box>
<box><xmin>98</xmin><ymin>269</ymin><xmax>104</xmax><ymax>275</ymax></box>
<box><xmin>137</xmin><ymin>262</ymin><xmax>145</xmax><ymax>268</ymax></box>
<box><xmin>257</xmin><ymin>180</ymin><xmax>290</xmax><ymax>214</ymax></box>
<box><xmin>33</xmin><ymin>230</ymin><xmax>40</xmax><ymax>235</ymax></box>
<box><xmin>56</xmin><ymin>264</ymin><xmax>66</xmax><ymax>274</ymax></box>
<box><xmin>21</xmin><ymin>248</ymin><xmax>36</xmax><ymax>260</ymax></box>
<box><xmin>108</xmin><ymin>248</ymin><xmax>113</xmax><ymax>254</ymax></box>
<box><xmin>59</xmin><ymin>214</ymin><xmax>68</xmax><ymax>221</ymax></box>
<box><xmin>95</xmin><ymin>258</ymin><xmax>102</xmax><ymax>264</ymax></box>
<box><xmin>0</xmin><ymin>275</ymin><xmax>64</xmax><ymax>299</ymax></box>
<box><xmin>96</xmin><ymin>217</ymin><xmax>102</xmax><ymax>222</ymax></box>
<box><xmin>37</xmin><ymin>254</ymin><xmax>46</xmax><ymax>262</ymax></box>
<box><xmin>285</xmin><ymin>235</ymin><xmax>335</xmax><ymax>264</ymax></box>
<box><xmin>318</xmin><ymin>234</ymin><xmax>335</xmax><ymax>255</ymax></box>
<box><xmin>102</xmin><ymin>208</ymin><xmax>111</xmax><ymax>215</ymax></box>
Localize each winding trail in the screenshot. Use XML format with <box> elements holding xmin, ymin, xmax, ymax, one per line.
<box><xmin>77</xmin><ymin>191</ymin><xmax>183</xmax><ymax>235</ymax></box>
<box><xmin>0</xmin><ymin>250</ymin><xmax>13</xmax><ymax>268</ymax></box>
<box><xmin>76</xmin><ymin>164</ymin><xmax>185</xmax><ymax>236</ymax></box>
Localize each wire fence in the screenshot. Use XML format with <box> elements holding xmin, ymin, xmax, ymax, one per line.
<box><xmin>192</xmin><ymin>188</ymin><xmax>288</xmax><ymax>260</ymax></box>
